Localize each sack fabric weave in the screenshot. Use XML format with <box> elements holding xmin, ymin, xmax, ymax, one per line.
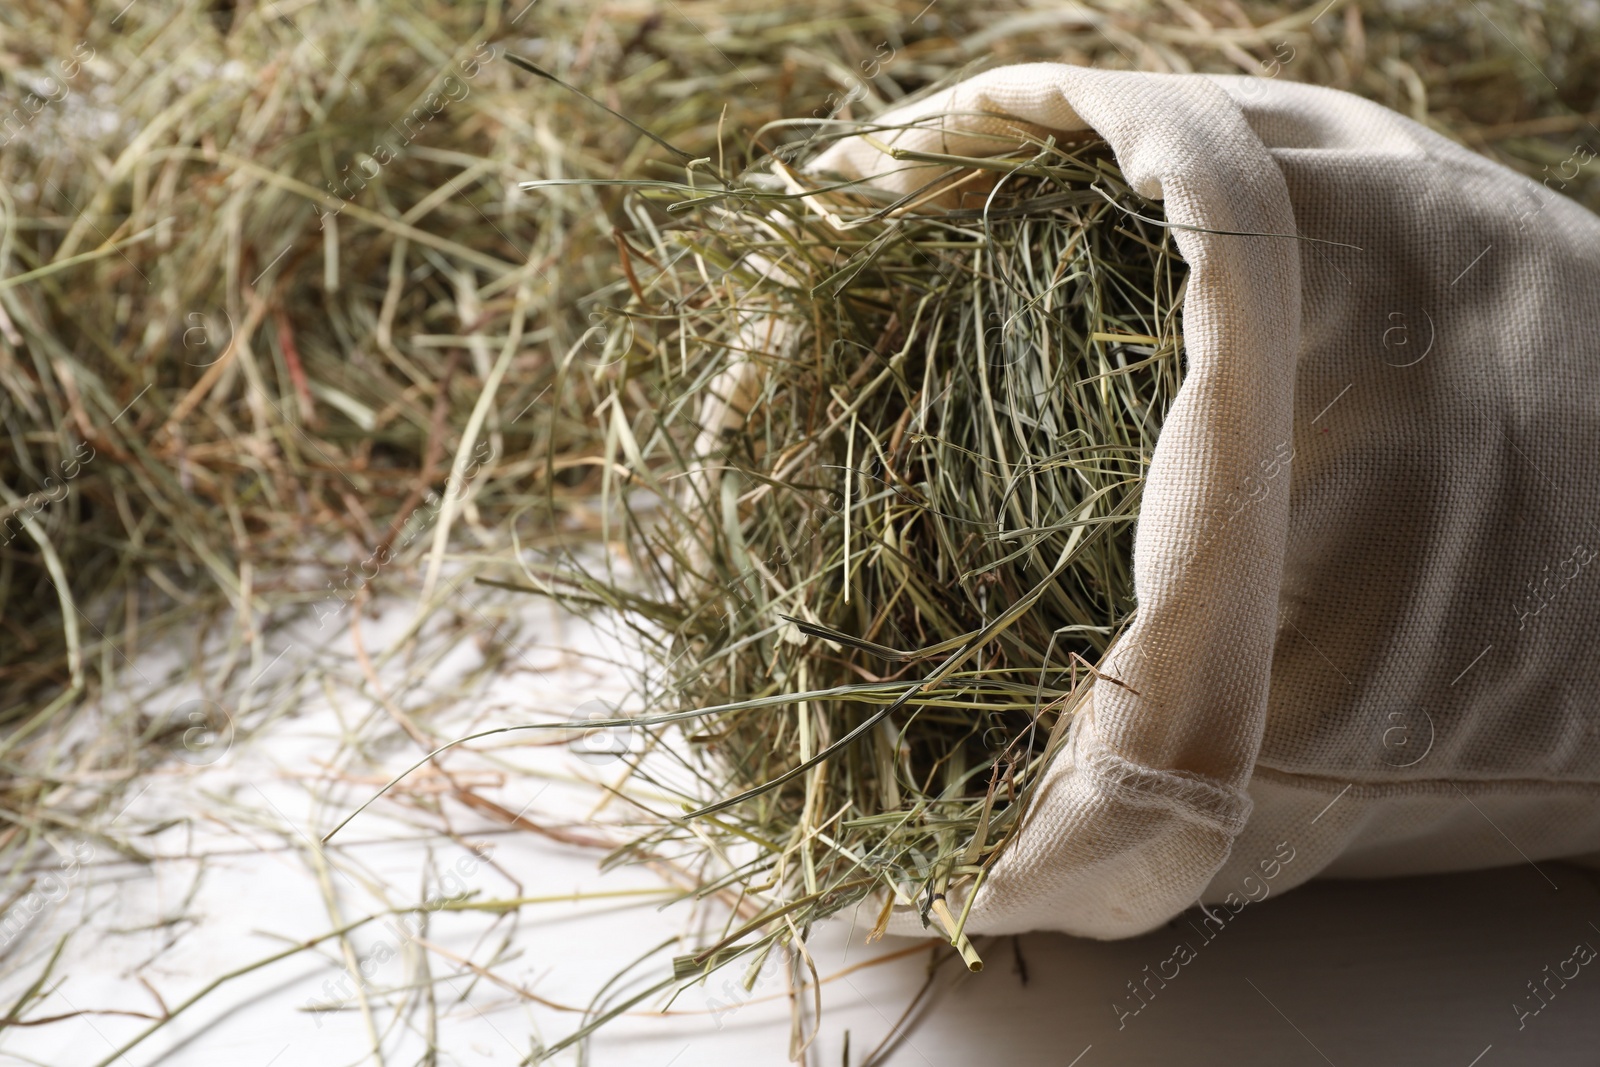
<box><xmin>809</xmin><ymin>63</ymin><xmax>1600</xmax><ymax>939</ymax></box>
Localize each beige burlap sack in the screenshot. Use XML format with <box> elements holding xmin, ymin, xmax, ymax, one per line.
<box><xmin>810</xmin><ymin>63</ymin><xmax>1600</xmax><ymax>939</ymax></box>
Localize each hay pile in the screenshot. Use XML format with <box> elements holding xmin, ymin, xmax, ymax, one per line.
<box><xmin>0</xmin><ymin>0</ymin><xmax>614</xmax><ymax>824</ymax></box>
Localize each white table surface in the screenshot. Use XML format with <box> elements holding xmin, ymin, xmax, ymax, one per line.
<box><xmin>3</xmin><ymin>591</ymin><xmax>1596</xmax><ymax>1067</ymax></box>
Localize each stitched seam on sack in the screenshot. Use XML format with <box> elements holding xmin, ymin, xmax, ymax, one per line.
<box><xmin>1081</xmin><ymin>747</ymin><xmax>1253</xmax><ymax>837</ymax></box>
<box><xmin>1250</xmin><ymin>762</ymin><xmax>1600</xmax><ymax>798</ymax></box>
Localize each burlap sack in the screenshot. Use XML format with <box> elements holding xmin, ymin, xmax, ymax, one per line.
<box><xmin>809</xmin><ymin>63</ymin><xmax>1600</xmax><ymax>939</ymax></box>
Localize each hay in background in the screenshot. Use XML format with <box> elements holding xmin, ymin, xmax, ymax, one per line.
<box><xmin>0</xmin><ymin>1</ymin><xmax>628</xmax><ymax>872</ymax></box>
<box><xmin>0</xmin><ymin>4</ymin><xmax>585</xmax><ymax>711</ymax></box>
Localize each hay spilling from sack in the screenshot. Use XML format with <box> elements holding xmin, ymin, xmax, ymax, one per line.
<box><xmin>524</xmin><ymin>118</ymin><xmax>1185</xmax><ymax>1046</ymax></box>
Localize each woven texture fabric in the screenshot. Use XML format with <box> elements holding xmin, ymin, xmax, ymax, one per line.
<box><xmin>811</xmin><ymin>63</ymin><xmax>1600</xmax><ymax>939</ymax></box>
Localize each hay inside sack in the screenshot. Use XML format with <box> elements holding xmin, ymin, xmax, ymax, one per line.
<box><xmin>533</xmin><ymin>121</ymin><xmax>1187</xmax><ymax>1030</ymax></box>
